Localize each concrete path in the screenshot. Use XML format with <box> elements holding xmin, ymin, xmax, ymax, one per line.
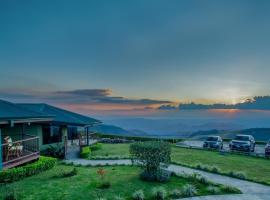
<box><xmin>64</xmin><ymin>158</ymin><xmax>270</xmax><ymax>200</ymax></box>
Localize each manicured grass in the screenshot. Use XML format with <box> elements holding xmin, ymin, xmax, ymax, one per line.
<box><xmin>91</xmin><ymin>143</ymin><xmax>130</xmax><ymax>157</ymax></box>
<box><xmin>0</xmin><ymin>164</ymin><xmax>233</xmax><ymax>200</ymax></box>
<box><xmin>171</xmin><ymin>146</ymin><xmax>270</xmax><ymax>185</ymax></box>
<box><xmin>92</xmin><ymin>143</ymin><xmax>270</xmax><ymax>185</ymax></box>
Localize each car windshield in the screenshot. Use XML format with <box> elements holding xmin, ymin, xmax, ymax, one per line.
<box><xmin>235</xmin><ymin>136</ymin><xmax>250</xmax><ymax>141</ymax></box>
<box><xmin>206</xmin><ymin>137</ymin><xmax>218</xmax><ymax>141</ymax></box>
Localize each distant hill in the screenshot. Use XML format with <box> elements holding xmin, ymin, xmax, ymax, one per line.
<box><xmin>89</xmin><ymin>124</ymin><xmax>149</xmax><ymax>136</ymax></box>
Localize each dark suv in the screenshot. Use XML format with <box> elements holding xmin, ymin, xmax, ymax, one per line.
<box><xmin>229</xmin><ymin>135</ymin><xmax>255</xmax><ymax>152</ymax></box>
<box><xmin>203</xmin><ymin>136</ymin><xmax>223</xmax><ymax>150</ymax></box>
<box><xmin>265</xmin><ymin>140</ymin><xmax>270</xmax><ymax>158</ymax></box>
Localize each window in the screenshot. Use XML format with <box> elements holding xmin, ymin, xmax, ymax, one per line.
<box><xmin>42</xmin><ymin>125</ymin><xmax>62</xmax><ymax>145</ymax></box>
<box><xmin>68</xmin><ymin>126</ymin><xmax>78</xmax><ymax>140</ymax></box>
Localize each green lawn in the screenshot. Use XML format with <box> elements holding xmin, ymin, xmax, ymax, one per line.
<box><xmin>172</xmin><ymin>146</ymin><xmax>270</xmax><ymax>184</ymax></box>
<box><xmin>0</xmin><ymin>164</ymin><xmax>232</xmax><ymax>200</ymax></box>
<box><xmin>91</xmin><ymin>143</ymin><xmax>130</xmax><ymax>157</ymax></box>
<box><xmin>91</xmin><ymin>143</ymin><xmax>270</xmax><ymax>184</ymax></box>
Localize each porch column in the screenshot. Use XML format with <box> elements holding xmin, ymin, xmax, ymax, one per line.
<box><xmin>0</xmin><ymin>128</ymin><xmax>2</xmax><ymax>170</ymax></box>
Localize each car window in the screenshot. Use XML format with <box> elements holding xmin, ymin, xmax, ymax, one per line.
<box><xmin>235</xmin><ymin>136</ymin><xmax>250</xmax><ymax>141</ymax></box>
<box><xmin>207</xmin><ymin>137</ymin><xmax>218</xmax><ymax>141</ymax></box>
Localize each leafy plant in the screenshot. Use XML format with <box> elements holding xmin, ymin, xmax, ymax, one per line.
<box><xmin>206</xmin><ymin>186</ymin><xmax>220</xmax><ymax>194</ymax></box>
<box><xmin>221</xmin><ymin>185</ymin><xmax>241</xmax><ymax>193</ymax></box>
<box><xmin>130</xmin><ymin>141</ymin><xmax>171</xmax><ymax>182</ymax></box>
<box><xmin>41</xmin><ymin>143</ymin><xmax>65</xmax><ymax>159</ymax></box>
<box><xmin>90</xmin><ymin>143</ymin><xmax>102</xmax><ymax>151</ymax></box>
<box><xmin>229</xmin><ymin>171</ymin><xmax>247</xmax><ymax>180</ymax></box>
<box><xmin>80</xmin><ymin>146</ymin><xmax>91</xmax><ymax>158</ymax></box>
<box><xmin>181</xmin><ymin>184</ymin><xmax>197</xmax><ymax>197</ymax></box>
<box><xmin>132</xmin><ymin>190</ymin><xmax>145</xmax><ymax>200</ymax></box>
<box><xmin>152</xmin><ymin>187</ymin><xmax>167</xmax><ymax>200</ymax></box>
<box><xmin>114</xmin><ymin>195</ymin><xmax>125</xmax><ymax>200</ymax></box>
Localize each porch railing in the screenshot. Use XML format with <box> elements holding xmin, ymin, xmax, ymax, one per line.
<box><xmin>1</xmin><ymin>134</ymin><xmax>40</xmax><ymax>169</ymax></box>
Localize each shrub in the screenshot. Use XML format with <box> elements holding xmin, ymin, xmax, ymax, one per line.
<box><xmin>229</xmin><ymin>171</ymin><xmax>247</xmax><ymax>180</ymax></box>
<box><xmin>194</xmin><ymin>174</ymin><xmax>209</xmax><ymax>185</ymax></box>
<box><xmin>156</xmin><ymin>170</ymin><xmax>171</xmax><ymax>183</ymax></box>
<box><xmin>169</xmin><ymin>189</ymin><xmax>182</xmax><ymax>198</ymax></box>
<box><xmin>0</xmin><ymin>156</ymin><xmax>56</xmax><ymax>183</ymax></box>
<box><xmin>181</xmin><ymin>184</ymin><xmax>197</xmax><ymax>197</ymax></box>
<box><xmin>132</xmin><ymin>190</ymin><xmax>145</xmax><ymax>200</ymax></box>
<box><xmin>90</xmin><ymin>143</ymin><xmax>102</xmax><ymax>151</ymax></box>
<box><xmin>130</xmin><ymin>141</ymin><xmax>171</xmax><ymax>181</ymax></box>
<box><xmin>152</xmin><ymin>187</ymin><xmax>167</xmax><ymax>200</ymax></box>
<box><xmin>210</xmin><ymin>166</ymin><xmax>221</xmax><ymax>173</ymax></box>
<box><xmin>221</xmin><ymin>185</ymin><xmax>241</xmax><ymax>193</ymax></box>
<box><xmin>41</xmin><ymin>143</ymin><xmax>65</xmax><ymax>159</ymax></box>
<box><xmin>206</xmin><ymin>186</ymin><xmax>220</xmax><ymax>194</ymax></box>
<box><xmin>80</xmin><ymin>146</ymin><xmax>91</xmax><ymax>158</ymax></box>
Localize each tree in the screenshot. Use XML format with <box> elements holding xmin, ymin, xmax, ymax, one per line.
<box><xmin>130</xmin><ymin>141</ymin><xmax>171</xmax><ymax>181</ymax></box>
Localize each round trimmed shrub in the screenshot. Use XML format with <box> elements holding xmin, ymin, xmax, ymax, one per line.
<box><xmin>130</xmin><ymin>141</ymin><xmax>171</xmax><ymax>182</ymax></box>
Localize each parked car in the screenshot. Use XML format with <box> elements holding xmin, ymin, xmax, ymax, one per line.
<box><xmin>203</xmin><ymin>136</ymin><xmax>223</xmax><ymax>150</ymax></box>
<box><xmin>265</xmin><ymin>140</ymin><xmax>270</xmax><ymax>158</ymax></box>
<box><xmin>229</xmin><ymin>135</ymin><xmax>255</xmax><ymax>152</ymax></box>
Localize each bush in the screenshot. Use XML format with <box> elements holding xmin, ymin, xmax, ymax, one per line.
<box><xmin>210</xmin><ymin>166</ymin><xmax>221</xmax><ymax>173</ymax></box>
<box><xmin>41</xmin><ymin>144</ymin><xmax>65</xmax><ymax>159</ymax></box>
<box><xmin>80</xmin><ymin>146</ymin><xmax>91</xmax><ymax>158</ymax></box>
<box><xmin>0</xmin><ymin>156</ymin><xmax>56</xmax><ymax>183</ymax></box>
<box><xmin>169</xmin><ymin>189</ymin><xmax>182</xmax><ymax>198</ymax></box>
<box><xmin>90</xmin><ymin>143</ymin><xmax>102</xmax><ymax>151</ymax></box>
<box><xmin>132</xmin><ymin>190</ymin><xmax>145</xmax><ymax>200</ymax></box>
<box><xmin>152</xmin><ymin>187</ymin><xmax>167</xmax><ymax>200</ymax></box>
<box><xmin>206</xmin><ymin>186</ymin><xmax>220</xmax><ymax>194</ymax></box>
<box><xmin>156</xmin><ymin>170</ymin><xmax>171</xmax><ymax>183</ymax></box>
<box><xmin>229</xmin><ymin>171</ymin><xmax>247</xmax><ymax>180</ymax></box>
<box><xmin>221</xmin><ymin>185</ymin><xmax>241</xmax><ymax>193</ymax></box>
<box><xmin>181</xmin><ymin>184</ymin><xmax>197</xmax><ymax>197</ymax></box>
<box><xmin>130</xmin><ymin>141</ymin><xmax>171</xmax><ymax>181</ymax></box>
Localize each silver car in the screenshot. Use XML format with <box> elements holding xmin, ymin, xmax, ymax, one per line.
<box><xmin>203</xmin><ymin>136</ymin><xmax>223</xmax><ymax>150</ymax></box>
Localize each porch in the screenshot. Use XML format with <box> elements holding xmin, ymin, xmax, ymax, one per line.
<box><xmin>1</xmin><ymin>134</ymin><xmax>40</xmax><ymax>169</ymax></box>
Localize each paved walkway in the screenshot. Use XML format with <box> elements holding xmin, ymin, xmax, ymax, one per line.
<box><xmin>64</xmin><ymin>158</ymin><xmax>270</xmax><ymax>200</ymax></box>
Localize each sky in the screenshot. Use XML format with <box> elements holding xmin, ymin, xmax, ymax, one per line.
<box><xmin>1</xmin><ymin>0</ymin><xmax>270</xmax><ymax>115</ymax></box>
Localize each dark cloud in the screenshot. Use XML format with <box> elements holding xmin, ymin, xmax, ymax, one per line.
<box><xmin>158</xmin><ymin>104</ymin><xmax>177</xmax><ymax>110</ymax></box>
<box><xmin>55</xmin><ymin>89</ymin><xmax>112</xmax><ymax>97</ymax></box>
<box><xmin>0</xmin><ymin>88</ymin><xmax>174</xmax><ymax>106</ymax></box>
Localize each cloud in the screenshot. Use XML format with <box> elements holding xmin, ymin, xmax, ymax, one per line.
<box><xmin>0</xmin><ymin>88</ymin><xmax>174</xmax><ymax>108</ymax></box>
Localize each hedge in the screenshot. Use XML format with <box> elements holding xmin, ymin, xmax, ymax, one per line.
<box><xmin>80</xmin><ymin>146</ymin><xmax>91</xmax><ymax>158</ymax></box>
<box><xmin>89</xmin><ymin>143</ymin><xmax>102</xmax><ymax>151</ymax></box>
<box><xmin>0</xmin><ymin>156</ymin><xmax>56</xmax><ymax>183</ymax></box>
<box><xmin>94</xmin><ymin>133</ymin><xmax>183</xmax><ymax>143</ymax></box>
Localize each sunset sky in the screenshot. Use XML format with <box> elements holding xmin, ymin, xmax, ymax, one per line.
<box><xmin>1</xmin><ymin>0</ymin><xmax>270</xmax><ymax>115</ymax></box>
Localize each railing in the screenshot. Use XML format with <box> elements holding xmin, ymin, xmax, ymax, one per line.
<box><xmin>1</xmin><ymin>134</ymin><xmax>40</xmax><ymax>169</ymax></box>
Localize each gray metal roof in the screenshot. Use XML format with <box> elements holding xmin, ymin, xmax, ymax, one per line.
<box><xmin>18</xmin><ymin>103</ymin><xmax>101</xmax><ymax>126</ymax></box>
<box><xmin>0</xmin><ymin>100</ymin><xmax>52</xmax><ymax>121</ymax></box>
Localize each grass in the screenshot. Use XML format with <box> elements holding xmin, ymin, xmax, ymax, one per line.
<box><xmin>91</xmin><ymin>143</ymin><xmax>130</xmax><ymax>157</ymax></box>
<box><xmin>0</xmin><ymin>164</ymin><xmax>235</xmax><ymax>200</ymax></box>
<box><xmin>91</xmin><ymin>143</ymin><xmax>270</xmax><ymax>185</ymax></box>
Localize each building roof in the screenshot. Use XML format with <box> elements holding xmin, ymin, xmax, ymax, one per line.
<box><xmin>0</xmin><ymin>100</ymin><xmax>52</xmax><ymax>122</ymax></box>
<box><xmin>18</xmin><ymin>103</ymin><xmax>101</xmax><ymax>126</ymax></box>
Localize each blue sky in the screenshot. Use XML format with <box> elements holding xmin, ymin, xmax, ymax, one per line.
<box><xmin>1</xmin><ymin>0</ymin><xmax>270</xmax><ymax>114</ymax></box>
